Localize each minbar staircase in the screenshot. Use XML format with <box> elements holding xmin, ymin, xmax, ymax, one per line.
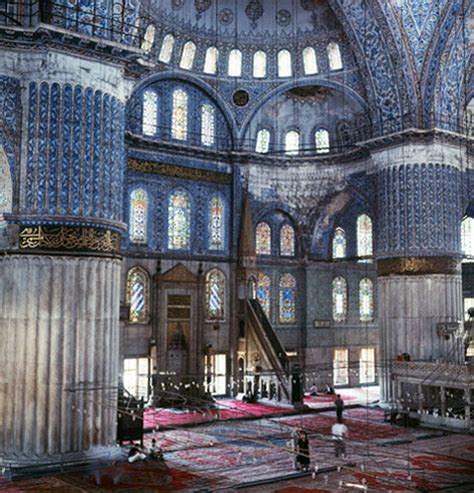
<box><xmin>247</xmin><ymin>299</ymin><xmax>291</xmax><ymax>402</ymax></box>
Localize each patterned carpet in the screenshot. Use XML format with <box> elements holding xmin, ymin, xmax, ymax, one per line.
<box><xmin>143</xmin><ymin>399</ymin><xmax>295</xmax><ymax>429</ymax></box>
<box><xmin>2</xmin><ymin>409</ymin><xmax>473</xmax><ymax>492</ymax></box>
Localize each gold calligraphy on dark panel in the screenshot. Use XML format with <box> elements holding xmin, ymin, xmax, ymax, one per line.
<box><xmin>19</xmin><ymin>226</ymin><xmax>120</xmax><ymax>254</ymax></box>
<box><xmin>128</xmin><ymin>158</ymin><xmax>231</xmax><ymax>184</ymax></box>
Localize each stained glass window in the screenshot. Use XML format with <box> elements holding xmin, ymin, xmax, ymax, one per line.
<box><xmin>359</xmin><ymin>347</ymin><xmax>375</xmax><ymax>384</ymax></box>
<box><xmin>201</xmin><ymin>104</ymin><xmax>215</xmax><ymax>147</ymax></box>
<box><xmin>357</xmin><ymin>214</ymin><xmax>373</xmax><ymax>260</ymax></box>
<box><xmin>327</xmin><ymin>41</ymin><xmax>343</xmax><ymax>70</ymax></box>
<box><xmin>332</xmin><ymin>227</ymin><xmax>346</xmax><ymax>259</ymax></box>
<box><xmin>280</xmin><ymin>224</ymin><xmax>295</xmax><ymax>256</ymax></box>
<box><xmin>180</xmin><ymin>41</ymin><xmax>196</xmax><ymax>70</ymax></box>
<box><xmin>303</xmin><ymin>46</ymin><xmax>318</xmax><ymax>75</ymax></box>
<box><xmin>257</xmin><ymin>272</ymin><xmax>271</xmax><ymax>318</ymax></box>
<box><xmin>209</xmin><ymin>195</ymin><xmax>224</xmax><ymax>250</ymax></box>
<box><xmin>228</xmin><ymin>49</ymin><xmax>242</xmax><ymax>77</ymax></box>
<box><xmin>256</xmin><ymin>222</ymin><xmax>271</xmax><ymax>255</ymax></box>
<box><xmin>461</xmin><ymin>217</ymin><xmax>474</xmax><ymax>258</ymax></box>
<box><xmin>333</xmin><ymin>348</ymin><xmax>348</xmax><ymax>385</ymax></box>
<box><xmin>204</xmin><ymin>46</ymin><xmax>219</xmax><ymax>74</ymax></box>
<box><xmin>142</xmin><ymin>90</ymin><xmax>157</xmax><ymax>136</ymax></box>
<box><xmin>253</xmin><ymin>50</ymin><xmax>267</xmax><ymax>78</ymax></box>
<box><xmin>332</xmin><ymin>276</ymin><xmax>347</xmax><ymax>322</ymax></box>
<box><xmin>172</xmin><ymin>89</ymin><xmax>188</xmax><ymax>141</ymax></box>
<box><xmin>129</xmin><ymin>188</ymin><xmax>148</xmax><ymax>243</ymax></box>
<box><xmin>159</xmin><ymin>34</ymin><xmax>175</xmax><ymax>63</ymax></box>
<box><xmin>168</xmin><ymin>190</ymin><xmax>191</xmax><ymax>250</ymax></box>
<box><xmin>278</xmin><ymin>49</ymin><xmax>292</xmax><ymax>77</ymax></box>
<box><xmin>279</xmin><ymin>273</ymin><xmax>296</xmax><ymax>324</ymax></box>
<box><xmin>315</xmin><ymin>128</ymin><xmax>330</xmax><ymax>154</ymax></box>
<box><xmin>359</xmin><ymin>278</ymin><xmax>374</xmax><ymax>322</ymax></box>
<box><xmin>256</xmin><ymin>129</ymin><xmax>270</xmax><ymax>153</ymax></box>
<box><xmin>285</xmin><ymin>130</ymin><xmax>299</xmax><ymax>155</ymax></box>
<box><xmin>127</xmin><ymin>267</ymin><xmax>149</xmax><ymax>323</ymax></box>
<box><xmin>141</xmin><ymin>24</ymin><xmax>156</xmax><ymax>52</ymax></box>
<box><xmin>206</xmin><ymin>269</ymin><xmax>225</xmax><ymax>320</ymax></box>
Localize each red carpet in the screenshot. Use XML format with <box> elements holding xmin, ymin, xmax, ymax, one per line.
<box><xmin>280</xmin><ymin>414</ymin><xmax>405</xmax><ymax>441</ymax></box>
<box><xmin>144</xmin><ymin>400</ymin><xmax>295</xmax><ymax>429</ymax></box>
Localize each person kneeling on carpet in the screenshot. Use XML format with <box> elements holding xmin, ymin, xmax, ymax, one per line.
<box><xmin>128</xmin><ymin>443</ymin><xmax>147</xmax><ymax>463</ymax></box>
<box><xmin>309</xmin><ymin>383</ymin><xmax>318</xmax><ymax>396</ymax></box>
<box><xmin>148</xmin><ymin>438</ymin><xmax>165</xmax><ymax>462</ymax></box>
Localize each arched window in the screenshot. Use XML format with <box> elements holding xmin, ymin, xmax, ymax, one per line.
<box><xmin>201</xmin><ymin>104</ymin><xmax>215</xmax><ymax>147</ymax></box>
<box><xmin>228</xmin><ymin>49</ymin><xmax>242</xmax><ymax>77</ymax></box>
<box><xmin>337</xmin><ymin>121</ymin><xmax>351</xmax><ymax>149</ymax></box>
<box><xmin>0</xmin><ymin>146</ymin><xmax>12</xmax><ymax>215</ymax></box>
<box><xmin>168</xmin><ymin>189</ymin><xmax>191</xmax><ymax>250</ymax></box>
<box><xmin>126</xmin><ymin>267</ymin><xmax>149</xmax><ymax>323</ymax></box>
<box><xmin>315</xmin><ymin>128</ymin><xmax>330</xmax><ymax>154</ymax></box>
<box><xmin>332</xmin><ymin>276</ymin><xmax>347</xmax><ymax>322</ymax></box>
<box><xmin>357</xmin><ymin>214</ymin><xmax>373</xmax><ymax>259</ymax></box>
<box><xmin>180</xmin><ymin>41</ymin><xmax>196</xmax><ymax>70</ymax></box>
<box><xmin>359</xmin><ymin>278</ymin><xmax>374</xmax><ymax>322</ymax></box>
<box><xmin>206</xmin><ymin>269</ymin><xmax>225</xmax><ymax>320</ymax></box>
<box><xmin>327</xmin><ymin>41</ymin><xmax>343</xmax><ymax>70</ymax></box>
<box><xmin>279</xmin><ymin>273</ymin><xmax>296</xmax><ymax>324</ymax></box>
<box><xmin>257</xmin><ymin>272</ymin><xmax>271</xmax><ymax>318</ymax></box>
<box><xmin>253</xmin><ymin>50</ymin><xmax>267</xmax><ymax>78</ymax></box>
<box><xmin>461</xmin><ymin>217</ymin><xmax>474</xmax><ymax>257</ymax></box>
<box><xmin>280</xmin><ymin>224</ymin><xmax>295</xmax><ymax>256</ymax></box>
<box><xmin>204</xmin><ymin>46</ymin><xmax>219</xmax><ymax>74</ymax></box>
<box><xmin>303</xmin><ymin>46</ymin><xmax>318</xmax><ymax>75</ymax></box>
<box><xmin>332</xmin><ymin>227</ymin><xmax>346</xmax><ymax>259</ymax></box>
<box><xmin>141</xmin><ymin>24</ymin><xmax>156</xmax><ymax>52</ymax></box>
<box><xmin>256</xmin><ymin>222</ymin><xmax>271</xmax><ymax>255</ymax></box>
<box><xmin>209</xmin><ymin>195</ymin><xmax>224</xmax><ymax>250</ymax></box>
<box><xmin>285</xmin><ymin>130</ymin><xmax>299</xmax><ymax>155</ymax></box>
<box><xmin>171</xmin><ymin>89</ymin><xmax>188</xmax><ymax>141</ymax></box>
<box><xmin>129</xmin><ymin>188</ymin><xmax>148</xmax><ymax>243</ymax></box>
<box><xmin>142</xmin><ymin>90</ymin><xmax>158</xmax><ymax>136</ymax></box>
<box><xmin>256</xmin><ymin>129</ymin><xmax>270</xmax><ymax>153</ymax></box>
<box><xmin>159</xmin><ymin>34</ymin><xmax>175</xmax><ymax>63</ymax></box>
<box><xmin>278</xmin><ymin>49</ymin><xmax>292</xmax><ymax>77</ymax></box>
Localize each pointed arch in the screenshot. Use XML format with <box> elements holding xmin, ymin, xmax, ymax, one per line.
<box><xmin>332</xmin><ymin>227</ymin><xmax>346</xmax><ymax>259</ymax></box>
<box><xmin>171</xmin><ymin>88</ymin><xmax>188</xmax><ymax>141</ymax></box>
<box><xmin>357</xmin><ymin>214</ymin><xmax>373</xmax><ymax>259</ymax></box>
<box><xmin>142</xmin><ymin>89</ymin><xmax>158</xmax><ymax>136</ymax></box>
<box><xmin>359</xmin><ymin>278</ymin><xmax>374</xmax><ymax>322</ymax></box>
<box><xmin>0</xmin><ymin>146</ymin><xmax>12</xmax><ymax>215</ymax></box>
<box><xmin>205</xmin><ymin>269</ymin><xmax>225</xmax><ymax>320</ymax></box>
<box><xmin>126</xmin><ymin>266</ymin><xmax>149</xmax><ymax>323</ymax></box>
<box><xmin>280</xmin><ymin>224</ymin><xmax>295</xmax><ymax>257</ymax></box>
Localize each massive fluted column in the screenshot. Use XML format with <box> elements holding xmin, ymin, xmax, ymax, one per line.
<box><xmin>0</xmin><ymin>45</ymin><xmax>131</xmax><ymax>465</ymax></box>
<box><xmin>374</xmin><ymin>140</ymin><xmax>466</xmax><ymax>402</ymax></box>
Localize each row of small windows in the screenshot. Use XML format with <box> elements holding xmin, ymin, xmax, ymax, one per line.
<box><xmin>142</xmin><ymin>88</ymin><xmax>215</xmax><ymax>146</ymax></box>
<box><xmin>129</xmin><ymin>189</ymin><xmax>224</xmax><ymax>251</ymax></box>
<box><xmin>127</xmin><ymin>268</ymin><xmax>374</xmax><ymax>326</ymax></box>
<box><xmin>254</xmin><ymin>214</ymin><xmax>373</xmax><ymax>259</ymax></box>
<box><xmin>157</xmin><ymin>34</ymin><xmax>343</xmax><ymax>77</ymax></box>
<box><xmin>255</xmin><ymin>128</ymin><xmax>330</xmax><ymax>154</ymax></box>
<box><xmin>332</xmin><ymin>215</ymin><xmax>373</xmax><ymax>260</ymax></box>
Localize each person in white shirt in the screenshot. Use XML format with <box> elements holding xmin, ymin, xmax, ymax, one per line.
<box><xmin>331</xmin><ymin>418</ymin><xmax>348</xmax><ymax>458</ymax></box>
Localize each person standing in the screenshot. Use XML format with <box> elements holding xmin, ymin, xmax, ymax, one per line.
<box><xmin>331</xmin><ymin>418</ymin><xmax>348</xmax><ymax>458</ymax></box>
<box><xmin>296</xmin><ymin>430</ymin><xmax>310</xmax><ymax>472</ymax></box>
<box><xmin>335</xmin><ymin>394</ymin><xmax>344</xmax><ymax>421</ymax></box>
<box><xmin>291</xmin><ymin>428</ymin><xmax>300</xmax><ymax>470</ymax></box>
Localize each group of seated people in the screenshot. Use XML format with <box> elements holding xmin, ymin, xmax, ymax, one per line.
<box><xmin>128</xmin><ymin>438</ymin><xmax>165</xmax><ymax>464</ymax></box>
<box><xmin>309</xmin><ymin>383</ymin><xmax>334</xmax><ymax>397</ymax></box>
